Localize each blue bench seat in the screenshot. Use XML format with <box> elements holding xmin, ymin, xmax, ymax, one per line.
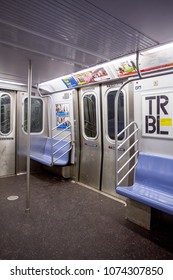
<box><xmin>116</xmin><ymin>152</ymin><xmax>173</xmax><ymax>215</ymax></box>
<box><xmin>30</xmin><ymin>137</ymin><xmax>71</xmax><ymax>167</ymax></box>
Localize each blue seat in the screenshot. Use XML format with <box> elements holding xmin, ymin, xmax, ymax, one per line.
<box><xmin>116</xmin><ymin>152</ymin><xmax>173</xmax><ymax>215</ymax></box>
<box><xmin>30</xmin><ymin>137</ymin><xmax>71</xmax><ymax>167</ymax></box>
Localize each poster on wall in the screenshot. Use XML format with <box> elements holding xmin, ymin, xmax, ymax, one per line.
<box><xmin>62</xmin><ymin>67</ymin><xmax>110</xmax><ymax>88</ymax></box>
<box><xmin>73</xmin><ymin>67</ymin><xmax>110</xmax><ymax>85</ymax></box>
<box><xmin>113</xmin><ymin>55</ymin><xmax>137</xmax><ymax>77</ymax></box>
<box><xmin>56</xmin><ymin>103</ymin><xmax>70</xmax><ymax>129</ymax></box>
<box><xmin>62</xmin><ymin>76</ymin><xmax>78</xmax><ymax>88</ymax></box>
<box><xmin>142</xmin><ymin>92</ymin><xmax>173</xmax><ymax>138</ymax></box>
<box><xmin>140</xmin><ymin>47</ymin><xmax>173</xmax><ymax>74</ymax></box>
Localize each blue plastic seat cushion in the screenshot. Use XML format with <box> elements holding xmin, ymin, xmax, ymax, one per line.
<box><xmin>116</xmin><ymin>152</ymin><xmax>173</xmax><ymax>215</ymax></box>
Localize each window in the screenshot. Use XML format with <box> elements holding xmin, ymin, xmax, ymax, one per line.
<box><xmin>0</xmin><ymin>93</ymin><xmax>11</xmax><ymax>135</ymax></box>
<box><xmin>83</xmin><ymin>93</ymin><xmax>97</xmax><ymax>138</ymax></box>
<box><xmin>24</xmin><ymin>97</ymin><xmax>43</xmax><ymax>133</ymax></box>
<box><xmin>107</xmin><ymin>90</ymin><xmax>125</xmax><ymax>140</ymax></box>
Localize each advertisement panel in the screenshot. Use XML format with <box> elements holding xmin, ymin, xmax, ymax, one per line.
<box><xmin>142</xmin><ymin>92</ymin><xmax>173</xmax><ymax>138</ymax></box>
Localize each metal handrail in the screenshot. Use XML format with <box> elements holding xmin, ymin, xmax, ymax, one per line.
<box><xmin>116</xmin><ymin>121</ymin><xmax>139</xmax><ymax>186</ymax></box>
<box><xmin>118</xmin><ymin>128</ymin><xmax>139</xmax><ymax>149</ymax></box>
<box><xmin>118</xmin><ymin>150</ymin><xmax>138</xmax><ymax>174</ymax></box>
<box><xmin>52</xmin><ymin>123</ymin><xmax>72</xmax><ymax>132</ymax></box>
<box><xmin>52</xmin><ymin>133</ymin><xmax>71</xmax><ymax>147</ymax></box>
<box><xmin>53</xmin><ymin>147</ymin><xmax>72</xmax><ymax>164</ymax></box>
<box><xmin>52</xmin><ymin>127</ymin><xmax>71</xmax><ymax>139</ymax></box>
<box><xmin>53</xmin><ymin>140</ymin><xmax>72</xmax><ymax>156</ymax></box>
<box><xmin>118</xmin><ymin>161</ymin><xmax>138</xmax><ymax>186</ymax></box>
<box><xmin>51</xmin><ymin>120</ymin><xmax>72</xmax><ymax>165</ymax></box>
<box><xmin>118</xmin><ymin>139</ymin><xmax>139</xmax><ymax>162</ymax></box>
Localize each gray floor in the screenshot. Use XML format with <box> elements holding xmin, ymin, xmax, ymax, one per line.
<box><xmin>0</xmin><ymin>172</ymin><xmax>173</xmax><ymax>260</ymax></box>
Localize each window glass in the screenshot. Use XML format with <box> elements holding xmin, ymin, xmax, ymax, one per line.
<box><xmin>107</xmin><ymin>90</ymin><xmax>124</xmax><ymax>140</ymax></box>
<box><xmin>0</xmin><ymin>93</ymin><xmax>11</xmax><ymax>134</ymax></box>
<box><xmin>83</xmin><ymin>94</ymin><xmax>97</xmax><ymax>138</ymax></box>
<box><xmin>24</xmin><ymin>98</ymin><xmax>43</xmax><ymax>133</ymax></box>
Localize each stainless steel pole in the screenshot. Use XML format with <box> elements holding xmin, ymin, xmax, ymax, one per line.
<box><xmin>26</xmin><ymin>60</ymin><xmax>32</xmax><ymax>213</ymax></box>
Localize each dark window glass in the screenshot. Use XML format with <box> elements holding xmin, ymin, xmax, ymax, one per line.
<box><xmin>83</xmin><ymin>94</ymin><xmax>97</xmax><ymax>138</ymax></box>
<box><xmin>107</xmin><ymin>91</ymin><xmax>124</xmax><ymax>140</ymax></box>
<box><xmin>24</xmin><ymin>98</ymin><xmax>43</xmax><ymax>133</ymax></box>
<box><xmin>0</xmin><ymin>94</ymin><xmax>11</xmax><ymax>134</ymax></box>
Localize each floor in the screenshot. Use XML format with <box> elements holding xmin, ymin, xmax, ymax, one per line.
<box><xmin>0</xmin><ymin>172</ymin><xmax>173</xmax><ymax>260</ymax></box>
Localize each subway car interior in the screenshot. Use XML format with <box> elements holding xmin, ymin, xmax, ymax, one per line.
<box><xmin>1</xmin><ymin>0</ymin><xmax>173</xmax><ymax>260</ymax></box>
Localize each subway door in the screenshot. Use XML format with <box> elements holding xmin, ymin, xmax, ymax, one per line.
<box><xmin>0</xmin><ymin>91</ymin><xmax>16</xmax><ymax>177</ymax></box>
<box><xmin>16</xmin><ymin>91</ymin><xmax>47</xmax><ymax>174</ymax></box>
<box><xmin>78</xmin><ymin>86</ymin><xmax>102</xmax><ymax>190</ymax></box>
<box><xmin>101</xmin><ymin>82</ymin><xmax>131</xmax><ymax>198</ymax></box>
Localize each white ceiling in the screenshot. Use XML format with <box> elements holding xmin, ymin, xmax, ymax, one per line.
<box><xmin>0</xmin><ymin>0</ymin><xmax>173</xmax><ymax>85</ymax></box>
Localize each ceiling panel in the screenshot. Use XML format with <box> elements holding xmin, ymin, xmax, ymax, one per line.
<box><xmin>0</xmin><ymin>0</ymin><xmax>172</xmax><ymax>85</ymax></box>
<box><xmin>0</xmin><ymin>44</ymin><xmax>82</xmax><ymax>84</ymax></box>
<box><xmin>88</xmin><ymin>0</ymin><xmax>173</xmax><ymax>43</ymax></box>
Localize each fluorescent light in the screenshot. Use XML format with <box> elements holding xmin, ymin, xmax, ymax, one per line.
<box><xmin>142</xmin><ymin>42</ymin><xmax>173</xmax><ymax>54</ymax></box>
<box><xmin>0</xmin><ymin>80</ymin><xmax>26</xmax><ymax>85</ymax></box>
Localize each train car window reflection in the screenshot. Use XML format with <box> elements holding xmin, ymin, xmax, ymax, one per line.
<box><xmin>107</xmin><ymin>91</ymin><xmax>124</xmax><ymax>141</ymax></box>
<box><xmin>83</xmin><ymin>94</ymin><xmax>97</xmax><ymax>138</ymax></box>
<box><xmin>0</xmin><ymin>93</ymin><xmax>11</xmax><ymax>135</ymax></box>
<box><xmin>24</xmin><ymin>98</ymin><xmax>43</xmax><ymax>133</ymax></box>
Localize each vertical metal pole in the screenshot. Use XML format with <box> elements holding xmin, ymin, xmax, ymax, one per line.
<box><xmin>25</xmin><ymin>60</ymin><xmax>32</xmax><ymax>213</ymax></box>
<box><xmin>115</xmin><ymin>81</ymin><xmax>133</xmax><ymax>187</ymax></box>
<box><xmin>114</xmin><ymin>87</ymin><xmax>121</xmax><ymax>188</ymax></box>
<box><xmin>115</xmin><ymin>51</ymin><xmax>142</xmax><ymax>187</ymax></box>
<box><xmin>37</xmin><ymin>86</ymin><xmax>53</xmax><ymax>165</ymax></box>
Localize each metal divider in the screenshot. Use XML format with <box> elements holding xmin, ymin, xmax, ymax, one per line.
<box><xmin>51</xmin><ymin>121</ymin><xmax>72</xmax><ymax>165</ymax></box>
<box><xmin>37</xmin><ymin>87</ymin><xmax>73</xmax><ymax>167</ymax></box>
<box><xmin>115</xmin><ymin>121</ymin><xmax>139</xmax><ymax>187</ymax></box>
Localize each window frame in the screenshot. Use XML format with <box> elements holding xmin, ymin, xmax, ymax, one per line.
<box><xmin>0</xmin><ymin>92</ymin><xmax>12</xmax><ymax>136</ymax></box>
<box><xmin>106</xmin><ymin>89</ymin><xmax>126</xmax><ymax>143</ymax></box>
<box><xmin>22</xmin><ymin>96</ymin><xmax>44</xmax><ymax>134</ymax></box>
<box><xmin>82</xmin><ymin>91</ymin><xmax>98</xmax><ymax>140</ymax></box>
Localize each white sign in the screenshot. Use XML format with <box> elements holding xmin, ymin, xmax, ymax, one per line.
<box><xmin>142</xmin><ymin>92</ymin><xmax>173</xmax><ymax>138</ymax></box>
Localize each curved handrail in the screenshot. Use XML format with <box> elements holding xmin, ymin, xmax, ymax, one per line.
<box><xmin>51</xmin><ymin>120</ymin><xmax>72</xmax><ymax>165</ymax></box>
<box><xmin>115</xmin><ymin>121</ymin><xmax>139</xmax><ymax>186</ymax></box>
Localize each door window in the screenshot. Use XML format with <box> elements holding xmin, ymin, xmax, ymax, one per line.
<box><xmin>107</xmin><ymin>90</ymin><xmax>125</xmax><ymax>140</ymax></box>
<box><xmin>24</xmin><ymin>97</ymin><xmax>43</xmax><ymax>133</ymax></box>
<box><xmin>0</xmin><ymin>93</ymin><xmax>11</xmax><ymax>135</ymax></box>
<box><xmin>83</xmin><ymin>93</ymin><xmax>97</xmax><ymax>138</ymax></box>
